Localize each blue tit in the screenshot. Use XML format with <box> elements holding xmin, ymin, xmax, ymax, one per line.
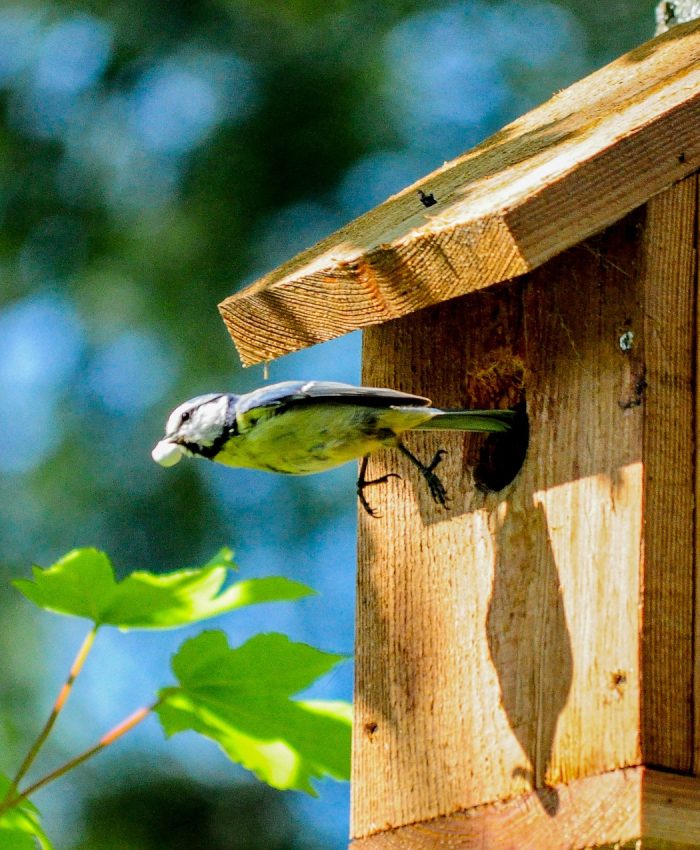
<box><xmin>152</xmin><ymin>380</ymin><xmax>515</xmax><ymax>515</ymax></box>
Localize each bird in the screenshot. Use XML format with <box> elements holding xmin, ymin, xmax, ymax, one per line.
<box><xmin>152</xmin><ymin>380</ymin><xmax>516</xmax><ymax>515</ymax></box>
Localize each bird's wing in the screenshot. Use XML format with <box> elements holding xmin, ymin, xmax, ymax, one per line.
<box><xmin>235</xmin><ymin>380</ymin><xmax>430</xmax><ymax>416</ymax></box>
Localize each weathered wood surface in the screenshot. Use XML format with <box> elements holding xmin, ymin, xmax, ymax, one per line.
<box><xmin>352</xmin><ymin>176</ymin><xmax>698</xmax><ymax>845</ymax></box>
<box><xmin>220</xmin><ymin>21</ymin><xmax>700</xmax><ymax>365</ymax></box>
<box><xmin>639</xmin><ymin>176</ymin><xmax>696</xmax><ymax>770</ymax></box>
<box><xmin>350</xmin><ymin>768</ymin><xmax>700</xmax><ymax>849</ymax></box>
<box><xmin>697</xmin><ymin>175</ymin><xmax>700</xmax><ymax>780</ymax></box>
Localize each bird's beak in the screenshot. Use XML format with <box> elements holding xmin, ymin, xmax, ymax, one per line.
<box><xmin>152</xmin><ymin>439</ymin><xmax>184</xmax><ymax>467</ymax></box>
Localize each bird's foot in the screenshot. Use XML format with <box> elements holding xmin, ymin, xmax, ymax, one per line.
<box><xmin>357</xmin><ymin>456</ymin><xmax>401</xmax><ymax>517</ymax></box>
<box><xmin>422</xmin><ymin>449</ymin><xmax>448</xmax><ymax>506</ymax></box>
<box><xmin>397</xmin><ymin>443</ymin><xmax>450</xmax><ymax>508</ymax></box>
<box><xmin>357</xmin><ymin>473</ymin><xmax>401</xmax><ymax>517</ymax></box>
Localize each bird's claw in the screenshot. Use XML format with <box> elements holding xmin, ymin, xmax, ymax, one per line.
<box><xmin>425</xmin><ymin>473</ymin><xmax>448</xmax><ymax>506</ymax></box>
<box><xmin>358</xmin><ymin>490</ymin><xmax>379</xmax><ymax>517</ymax></box>
<box><xmin>357</xmin><ymin>446</ymin><xmax>451</xmax><ymax>514</ymax></box>
<box><xmin>357</xmin><ymin>470</ymin><xmax>402</xmax><ymax>518</ymax></box>
<box><xmin>427</xmin><ymin>449</ymin><xmax>447</xmax><ymax>473</ymax></box>
<box><xmin>422</xmin><ymin>449</ymin><xmax>449</xmax><ymax>506</ymax></box>
<box><xmin>396</xmin><ymin>443</ymin><xmax>451</xmax><ymax>509</ymax></box>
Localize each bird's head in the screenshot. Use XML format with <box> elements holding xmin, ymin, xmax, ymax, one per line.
<box><xmin>152</xmin><ymin>393</ymin><xmax>231</xmax><ymax>467</ymax></box>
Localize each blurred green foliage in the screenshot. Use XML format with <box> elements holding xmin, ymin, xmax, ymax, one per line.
<box><xmin>74</xmin><ymin>772</ymin><xmax>327</xmax><ymax>850</ymax></box>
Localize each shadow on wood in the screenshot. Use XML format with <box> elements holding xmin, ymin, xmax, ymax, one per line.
<box><xmin>487</xmin><ymin>500</ymin><xmax>572</xmax><ymax>817</ymax></box>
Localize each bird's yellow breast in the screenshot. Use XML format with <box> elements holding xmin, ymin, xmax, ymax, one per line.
<box><xmin>213</xmin><ymin>404</ymin><xmax>431</xmax><ymax>474</ymax></box>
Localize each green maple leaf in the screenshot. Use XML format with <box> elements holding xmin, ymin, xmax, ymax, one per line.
<box><xmin>0</xmin><ymin>776</ymin><xmax>52</xmax><ymax>850</ymax></box>
<box><xmin>13</xmin><ymin>548</ymin><xmax>313</xmax><ymax>630</ymax></box>
<box><xmin>156</xmin><ymin>631</ymin><xmax>351</xmax><ymax>794</ymax></box>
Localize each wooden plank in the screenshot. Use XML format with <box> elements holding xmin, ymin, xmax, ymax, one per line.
<box><xmin>350</xmin><ymin>767</ymin><xmax>641</xmax><ymax>849</ymax></box>
<box><xmin>639</xmin><ymin>176</ymin><xmax>697</xmax><ymax>770</ymax></box>
<box><xmin>696</xmin><ymin>175</ymin><xmax>700</xmax><ymax>779</ymax></box>
<box><xmin>353</xmin><ymin>211</ymin><xmax>647</xmax><ymax>837</ymax></box>
<box><xmin>220</xmin><ymin>21</ymin><xmax>700</xmax><ymax>365</ymax></box>
<box><xmin>644</xmin><ymin>770</ymin><xmax>700</xmax><ymax>847</ymax></box>
<box><xmin>352</xmin><ymin>181</ymin><xmax>699</xmax><ymax>842</ymax></box>
<box><xmin>349</xmin><ymin>768</ymin><xmax>700</xmax><ymax>850</ymax></box>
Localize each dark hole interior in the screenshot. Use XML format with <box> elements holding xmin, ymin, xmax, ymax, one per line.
<box><xmin>474</xmin><ymin>399</ymin><xmax>529</xmax><ymax>493</ymax></box>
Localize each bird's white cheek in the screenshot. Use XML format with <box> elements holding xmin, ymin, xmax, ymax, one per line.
<box><xmin>152</xmin><ymin>440</ymin><xmax>184</xmax><ymax>467</ymax></box>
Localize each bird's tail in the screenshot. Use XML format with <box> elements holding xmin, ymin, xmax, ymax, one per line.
<box><xmin>414</xmin><ymin>408</ymin><xmax>516</xmax><ymax>433</ymax></box>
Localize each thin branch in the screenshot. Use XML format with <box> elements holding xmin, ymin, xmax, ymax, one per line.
<box><xmin>0</xmin><ymin>702</ymin><xmax>157</xmax><ymax>817</ymax></box>
<box><xmin>8</xmin><ymin>626</ymin><xmax>98</xmax><ymax>796</ymax></box>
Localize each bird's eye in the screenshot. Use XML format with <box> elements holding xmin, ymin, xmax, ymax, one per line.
<box><xmin>180</xmin><ymin>411</ymin><xmax>191</xmax><ymax>423</ymax></box>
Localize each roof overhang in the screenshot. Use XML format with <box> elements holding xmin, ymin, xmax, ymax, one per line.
<box><xmin>220</xmin><ymin>20</ymin><xmax>700</xmax><ymax>366</ymax></box>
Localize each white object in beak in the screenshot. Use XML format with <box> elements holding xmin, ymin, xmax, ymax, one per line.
<box><xmin>152</xmin><ymin>440</ymin><xmax>184</xmax><ymax>467</ymax></box>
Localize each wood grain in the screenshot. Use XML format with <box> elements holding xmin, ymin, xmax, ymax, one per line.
<box><xmin>643</xmin><ymin>769</ymin><xmax>700</xmax><ymax>847</ymax></box>
<box><xmin>352</xmin><ymin>177</ymin><xmax>699</xmax><ymax>844</ymax></box>
<box><xmin>693</xmin><ymin>171</ymin><xmax>700</xmax><ymax>776</ymax></box>
<box><xmin>349</xmin><ymin>768</ymin><xmax>700</xmax><ymax>849</ymax></box>
<box><xmin>639</xmin><ymin>176</ymin><xmax>697</xmax><ymax>770</ymax></box>
<box><xmin>696</xmin><ymin>175</ymin><xmax>700</xmax><ymax>780</ymax></box>
<box><xmin>354</xmin><ymin>215</ymin><xmax>644</xmax><ymax>835</ymax></box>
<box><xmin>220</xmin><ymin>21</ymin><xmax>700</xmax><ymax>365</ymax></box>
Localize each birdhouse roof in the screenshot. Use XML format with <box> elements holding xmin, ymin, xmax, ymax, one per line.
<box><xmin>220</xmin><ymin>20</ymin><xmax>700</xmax><ymax>366</ymax></box>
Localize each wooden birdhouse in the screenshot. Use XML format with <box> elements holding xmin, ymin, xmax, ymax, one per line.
<box><xmin>219</xmin><ymin>20</ymin><xmax>700</xmax><ymax>850</ymax></box>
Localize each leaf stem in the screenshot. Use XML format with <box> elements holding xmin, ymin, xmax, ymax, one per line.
<box><xmin>9</xmin><ymin>626</ymin><xmax>98</xmax><ymax>795</ymax></box>
<box><xmin>22</xmin><ymin>704</ymin><xmax>154</xmax><ymax>799</ymax></box>
<box><xmin>0</xmin><ymin>701</ymin><xmax>158</xmax><ymax>817</ymax></box>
